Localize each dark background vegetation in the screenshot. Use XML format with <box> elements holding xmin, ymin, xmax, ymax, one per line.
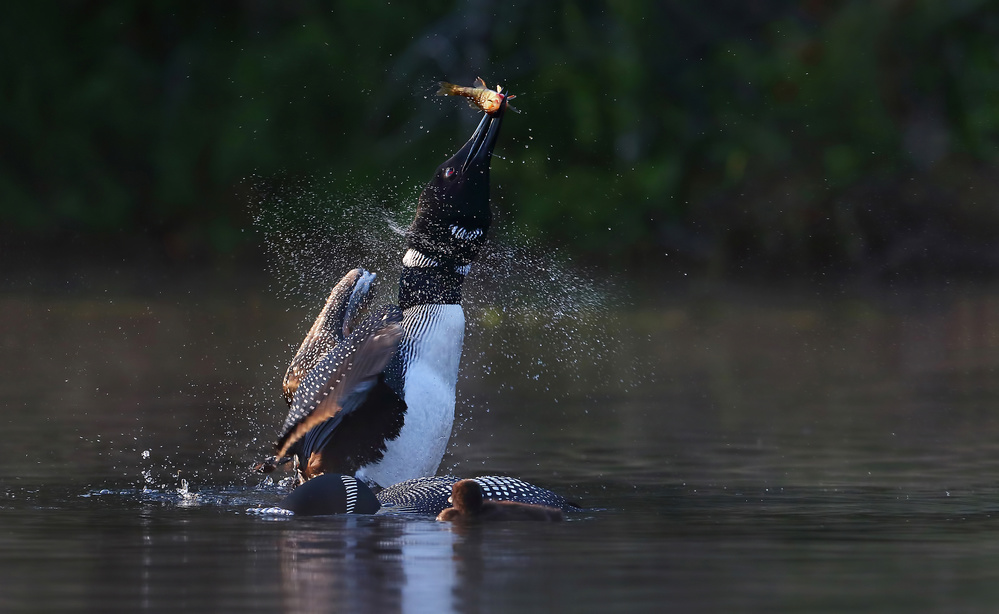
<box><xmin>2</xmin><ymin>1</ymin><xmax>998</xmax><ymax>279</ymax></box>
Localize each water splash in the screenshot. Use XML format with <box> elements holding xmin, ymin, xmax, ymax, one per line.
<box><xmin>250</xmin><ymin>172</ymin><xmax>641</xmax><ymax>478</ymax></box>
<box><xmin>458</xmin><ymin>227</ymin><xmax>629</xmax><ymax>398</ymax></box>
<box><xmin>245</xmin><ymin>506</ymin><xmax>295</xmax><ymax>517</ymax></box>
<box><xmin>241</xmin><ymin>173</ymin><xmax>417</xmax><ymax>475</ymax></box>
<box><xmin>76</xmin><ymin>475</ymin><xmax>298</xmax><ymax>510</ymax></box>
<box><xmin>442</xmin><ymin>229</ymin><xmax>641</xmax><ymax>476</ymax></box>
<box><xmin>251</xmin><ymin>172</ymin><xmax>418</xmax><ymax>307</ymax></box>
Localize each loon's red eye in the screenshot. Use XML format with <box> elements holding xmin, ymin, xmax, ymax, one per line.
<box><xmin>444</xmin><ymin>167</ymin><xmax>456</xmax><ymax>179</ymax></box>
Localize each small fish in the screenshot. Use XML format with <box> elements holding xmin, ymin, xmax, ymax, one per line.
<box><xmin>437</xmin><ymin>77</ymin><xmax>518</xmax><ymax>114</ymax></box>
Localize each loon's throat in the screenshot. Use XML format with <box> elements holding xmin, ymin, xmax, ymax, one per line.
<box><xmin>398</xmin><ymin>265</ymin><xmax>465</xmax><ymax>310</ymax></box>
<box><xmin>406</xmin><ymin>217</ymin><xmax>488</xmax><ymax>269</ymax></box>
<box><xmin>398</xmin><ymin>244</ymin><xmax>477</xmax><ymax>310</ymax></box>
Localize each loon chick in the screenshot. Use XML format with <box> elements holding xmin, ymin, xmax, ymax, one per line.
<box><xmin>437</xmin><ymin>479</ymin><xmax>564</xmax><ymax>522</ymax></box>
<box><xmin>259</xmin><ymin>99</ymin><xmax>509</xmax><ymax>488</ymax></box>
<box><xmin>276</xmin><ymin>473</ymin><xmax>576</xmax><ymax>517</ymax></box>
<box><xmin>376</xmin><ymin>475</ymin><xmax>579</xmax><ymax>515</ymax></box>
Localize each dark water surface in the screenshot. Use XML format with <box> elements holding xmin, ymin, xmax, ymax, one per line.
<box><xmin>3</xmin><ymin>265</ymin><xmax>999</xmax><ymax>612</ymax></box>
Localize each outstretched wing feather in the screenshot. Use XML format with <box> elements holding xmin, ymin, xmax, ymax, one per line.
<box><xmin>274</xmin><ymin>306</ymin><xmax>403</xmax><ymax>459</ymax></box>
<box><xmin>282</xmin><ymin>269</ymin><xmax>364</xmax><ymax>403</ymax></box>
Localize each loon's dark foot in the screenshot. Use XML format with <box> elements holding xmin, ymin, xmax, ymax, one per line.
<box><xmin>253</xmin><ymin>455</ymin><xmax>292</xmax><ymax>474</ymax></box>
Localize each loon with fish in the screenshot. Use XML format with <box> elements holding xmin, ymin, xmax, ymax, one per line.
<box><xmin>257</xmin><ymin>88</ymin><xmax>511</xmax><ymax>490</ymax></box>
<box><xmin>437</xmin><ymin>77</ymin><xmax>519</xmax><ymax>114</ymax></box>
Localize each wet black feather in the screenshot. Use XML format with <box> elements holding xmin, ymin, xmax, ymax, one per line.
<box><xmin>273</xmin><ymin>305</ymin><xmax>403</xmax><ymax>458</ymax></box>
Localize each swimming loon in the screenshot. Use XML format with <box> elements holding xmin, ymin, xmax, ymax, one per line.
<box><xmin>276</xmin><ymin>472</ymin><xmax>578</xmax><ymax>517</ymax></box>
<box><xmin>258</xmin><ymin>100</ymin><xmax>509</xmax><ymax>489</ymax></box>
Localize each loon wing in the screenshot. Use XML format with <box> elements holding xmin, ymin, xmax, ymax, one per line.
<box><xmin>282</xmin><ymin>268</ymin><xmax>376</xmax><ymax>403</ymax></box>
<box><xmin>273</xmin><ymin>305</ymin><xmax>403</xmax><ymax>460</ymax></box>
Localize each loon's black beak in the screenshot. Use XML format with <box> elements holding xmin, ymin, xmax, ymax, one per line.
<box><xmin>456</xmin><ymin>100</ymin><xmax>507</xmax><ymax>175</ymax></box>
<box><xmin>404</xmin><ymin>98</ymin><xmax>508</xmax><ymax>274</ymax></box>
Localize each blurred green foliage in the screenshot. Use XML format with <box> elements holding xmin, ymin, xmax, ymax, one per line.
<box><xmin>1</xmin><ymin>1</ymin><xmax>998</xmax><ymax>275</ymax></box>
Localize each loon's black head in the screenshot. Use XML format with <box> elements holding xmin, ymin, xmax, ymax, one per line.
<box><xmin>450</xmin><ymin>479</ymin><xmax>485</xmax><ymax>513</ymax></box>
<box><xmin>278</xmin><ymin>473</ymin><xmax>382</xmax><ymax>515</ymax></box>
<box><xmin>406</xmin><ymin>101</ymin><xmax>507</xmax><ymax>268</ymax></box>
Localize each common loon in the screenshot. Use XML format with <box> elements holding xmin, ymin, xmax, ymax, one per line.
<box><xmin>437</xmin><ymin>479</ymin><xmax>564</xmax><ymax>522</ymax></box>
<box><xmin>258</xmin><ymin>99</ymin><xmax>509</xmax><ymax>489</ymax></box>
<box><xmin>276</xmin><ymin>472</ymin><xmax>578</xmax><ymax>517</ymax></box>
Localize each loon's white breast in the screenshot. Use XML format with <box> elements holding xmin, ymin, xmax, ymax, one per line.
<box><xmin>356</xmin><ymin>303</ymin><xmax>465</xmax><ymax>487</ymax></box>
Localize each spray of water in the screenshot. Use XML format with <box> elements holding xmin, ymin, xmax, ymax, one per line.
<box><xmin>449</xmin><ymin>220</ymin><xmax>638</xmax><ymax>467</ymax></box>
<box><xmin>85</xmin><ymin>169</ymin><xmax>639</xmax><ymax>500</ymax></box>
<box><xmin>247</xmin><ymin>172</ymin><xmax>639</xmax><ymax>477</ymax></box>
<box><xmin>251</xmin><ymin>171</ymin><xmax>416</xmax><ymax>307</ymax></box>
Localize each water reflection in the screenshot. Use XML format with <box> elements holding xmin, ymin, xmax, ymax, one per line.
<box><xmin>277</xmin><ymin>514</ymin><xmax>587</xmax><ymax>614</ymax></box>
<box><xmin>3</xmin><ymin>270</ymin><xmax>999</xmax><ymax>612</ymax></box>
<box><xmin>279</xmin><ymin>511</ymin><xmax>599</xmax><ymax>614</ymax></box>
<box><xmin>277</xmin><ymin>517</ymin><xmax>457</xmax><ymax>614</ymax></box>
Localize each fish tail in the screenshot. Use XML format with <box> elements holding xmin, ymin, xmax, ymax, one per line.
<box><xmin>502</xmin><ymin>94</ymin><xmax>520</xmax><ymax>113</ymax></box>
<box><xmin>437</xmin><ymin>81</ymin><xmax>460</xmax><ymax>96</ymax></box>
